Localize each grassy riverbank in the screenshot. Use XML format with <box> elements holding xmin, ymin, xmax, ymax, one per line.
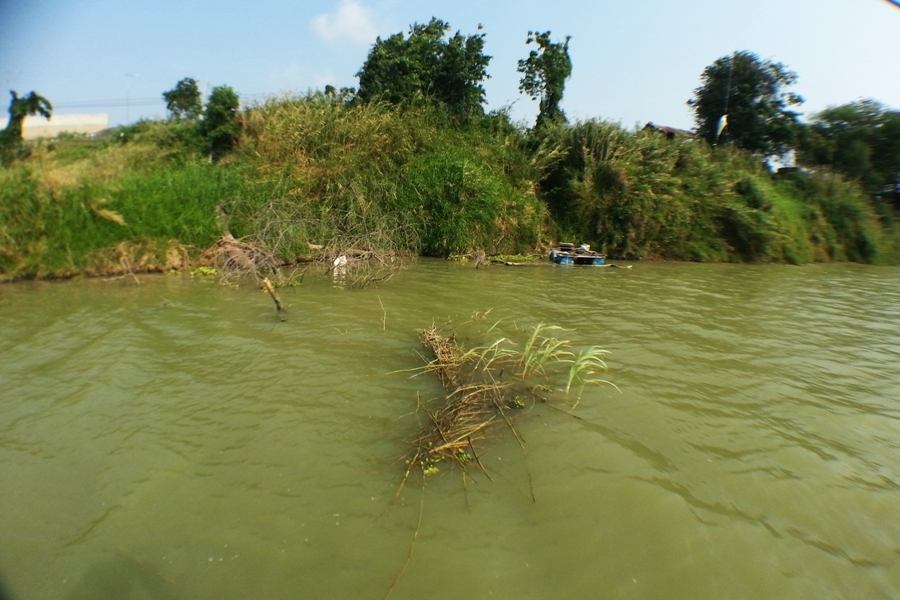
<box><xmin>535</xmin><ymin>120</ymin><xmax>898</xmax><ymax>263</ymax></box>
<box><xmin>1</xmin><ymin>96</ymin><xmax>897</xmax><ymax>281</ymax></box>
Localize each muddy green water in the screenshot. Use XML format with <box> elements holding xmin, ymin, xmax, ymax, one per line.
<box><xmin>1</xmin><ymin>261</ymin><xmax>899</xmax><ymax>599</ymax></box>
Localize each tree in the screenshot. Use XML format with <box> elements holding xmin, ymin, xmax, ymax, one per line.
<box><xmin>162</xmin><ymin>77</ymin><xmax>202</xmax><ymax>121</ymax></box>
<box><xmin>798</xmin><ymin>99</ymin><xmax>900</xmax><ymax>186</ymax></box>
<box><xmin>688</xmin><ymin>51</ymin><xmax>803</xmax><ymax>154</ymax></box>
<box><xmin>1</xmin><ymin>90</ymin><xmax>53</xmax><ymax>163</ymax></box>
<box><xmin>517</xmin><ymin>31</ymin><xmax>572</xmax><ymax>129</ymax></box>
<box><xmin>199</xmin><ymin>86</ymin><xmax>240</xmax><ymax>160</ymax></box>
<box><xmin>357</xmin><ymin>18</ymin><xmax>491</xmax><ymax>117</ymax></box>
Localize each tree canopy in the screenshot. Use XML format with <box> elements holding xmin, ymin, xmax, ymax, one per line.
<box><xmin>1</xmin><ymin>90</ymin><xmax>53</xmax><ymax>163</ymax></box>
<box><xmin>2</xmin><ymin>91</ymin><xmax>52</xmax><ymax>140</ymax></box>
<box><xmin>163</xmin><ymin>77</ymin><xmax>202</xmax><ymax>121</ymax></box>
<box><xmin>517</xmin><ymin>31</ymin><xmax>572</xmax><ymax>129</ymax></box>
<box><xmin>688</xmin><ymin>51</ymin><xmax>803</xmax><ymax>154</ymax></box>
<box><xmin>797</xmin><ymin>99</ymin><xmax>900</xmax><ymax>187</ymax></box>
<box><xmin>199</xmin><ymin>86</ymin><xmax>240</xmax><ymax>160</ymax></box>
<box><xmin>356</xmin><ymin>18</ymin><xmax>491</xmax><ymax>117</ymax></box>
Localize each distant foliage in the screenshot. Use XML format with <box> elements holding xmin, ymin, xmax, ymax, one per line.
<box><xmin>517</xmin><ymin>31</ymin><xmax>572</xmax><ymax>129</ymax></box>
<box><xmin>357</xmin><ymin>18</ymin><xmax>491</xmax><ymax>117</ymax></box>
<box><xmin>688</xmin><ymin>51</ymin><xmax>803</xmax><ymax>154</ymax></box>
<box><xmin>162</xmin><ymin>77</ymin><xmax>202</xmax><ymax>121</ymax></box>
<box><xmin>199</xmin><ymin>86</ymin><xmax>240</xmax><ymax>160</ymax></box>
<box><xmin>798</xmin><ymin>99</ymin><xmax>900</xmax><ymax>187</ymax></box>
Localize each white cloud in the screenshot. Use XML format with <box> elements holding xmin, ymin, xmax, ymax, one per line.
<box><xmin>312</xmin><ymin>0</ymin><xmax>377</xmax><ymax>46</ymax></box>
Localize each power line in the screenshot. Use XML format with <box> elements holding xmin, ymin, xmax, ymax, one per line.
<box><xmin>49</xmin><ymin>91</ymin><xmax>279</xmax><ymax>111</ymax></box>
<box><xmin>53</xmin><ymin>98</ymin><xmax>164</xmax><ymax>109</ymax></box>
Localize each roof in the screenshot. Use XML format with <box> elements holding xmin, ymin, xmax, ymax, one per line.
<box><xmin>643</xmin><ymin>122</ymin><xmax>695</xmax><ymax>139</ymax></box>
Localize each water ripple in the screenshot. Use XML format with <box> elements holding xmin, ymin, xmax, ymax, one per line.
<box><xmin>1</xmin><ymin>264</ymin><xmax>899</xmax><ymax>599</ymax></box>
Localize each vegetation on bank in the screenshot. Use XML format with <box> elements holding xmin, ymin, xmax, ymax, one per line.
<box><xmin>0</xmin><ymin>101</ymin><xmax>546</xmax><ymax>280</ymax></box>
<box><xmin>1</xmin><ymin>96</ymin><xmax>897</xmax><ymax>281</ymax></box>
<box><xmin>2</xmin><ymin>18</ymin><xmax>898</xmax><ymax>281</ymax></box>
<box><xmin>536</xmin><ymin>120</ymin><xmax>896</xmax><ymax>263</ymax></box>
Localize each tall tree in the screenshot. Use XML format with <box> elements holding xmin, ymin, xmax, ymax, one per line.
<box><xmin>199</xmin><ymin>86</ymin><xmax>240</xmax><ymax>160</ymax></box>
<box><xmin>163</xmin><ymin>77</ymin><xmax>202</xmax><ymax>121</ymax></box>
<box><xmin>798</xmin><ymin>99</ymin><xmax>900</xmax><ymax>186</ymax></box>
<box><xmin>688</xmin><ymin>51</ymin><xmax>803</xmax><ymax>154</ymax></box>
<box><xmin>357</xmin><ymin>18</ymin><xmax>490</xmax><ymax>117</ymax></box>
<box><xmin>517</xmin><ymin>31</ymin><xmax>572</xmax><ymax>129</ymax></box>
<box><xmin>1</xmin><ymin>90</ymin><xmax>53</xmax><ymax>163</ymax></box>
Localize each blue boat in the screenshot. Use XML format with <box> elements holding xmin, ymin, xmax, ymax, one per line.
<box><xmin>549</xmin><ymin>243</ymin><xmax>607</xmax><ymax>266</ymax></box>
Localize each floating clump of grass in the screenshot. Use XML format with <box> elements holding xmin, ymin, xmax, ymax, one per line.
<box><xmin>191</xmin><ymin>266</ymin><xmax>218</xmax><ymax>277</ymax></box>
<box><xmin>489</xmin><ymin>253</ymin><xmax>538</xmax><ymax>264</ymax></box>
<box><xmin>401</xmin><ymin>321</ymin><xmax>617</xmax><ymax>482</ymax></box>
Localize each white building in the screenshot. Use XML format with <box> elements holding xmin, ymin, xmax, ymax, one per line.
<box><xmin>0</xmin><ymin>113</ymin><xmax>109</xmax><ymax>139</ymax></box>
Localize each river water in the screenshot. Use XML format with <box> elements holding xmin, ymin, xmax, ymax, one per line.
<box><xmin>1</xmin><ymin>261</ymin><xmax>898</xmax><ymax>599</ymax></box>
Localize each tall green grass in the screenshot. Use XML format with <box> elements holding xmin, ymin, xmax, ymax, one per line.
<box><xmin>0</xmin><ymin>161</ymin><xmax>238</xmax><ymax>279</ymax></box>
<box><xmin>232</xmin><ymin>97</ymin><xmax>543</xmax><ymax>258</ymax></box>
<box><xmin>533</xmin><ymin>119</ymin><xmax>894</xmax><ymax>263</ymax></box>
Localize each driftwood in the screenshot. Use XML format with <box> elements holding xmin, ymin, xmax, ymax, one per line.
<box><xmin>472</xmin><ymin>249</ymin><xmax>487</xmax><ymax>269</ymax></box>
<box><xmin>199</xmin><ymin>235</ymin><xmax>287</xmax><ymax>317</ymax></box>
<box><xmin>199</xmin><ymin>235</ymin><xmax>279</xmax><ymax>274</ymax></box>
<box><xmin>259</xmin><ymin>277</ymin><xmax>285</xmax><ymax>315</ymax></box>
<box><xmin>496</xmin><ymin>261</ymin><xmax>531</xmax><ymax>267</ymax></box>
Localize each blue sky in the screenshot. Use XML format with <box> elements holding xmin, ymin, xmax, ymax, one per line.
<box><xmin>1</xmin><ymin>0</ymin><xmax>898</xmax><ymax>128</ymax></box>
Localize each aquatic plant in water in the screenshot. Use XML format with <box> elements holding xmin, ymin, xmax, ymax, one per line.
<box><xmin>401</xmin><ymin>321</ymin><xmax>616</xmax><ymax>482</ymax></box>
